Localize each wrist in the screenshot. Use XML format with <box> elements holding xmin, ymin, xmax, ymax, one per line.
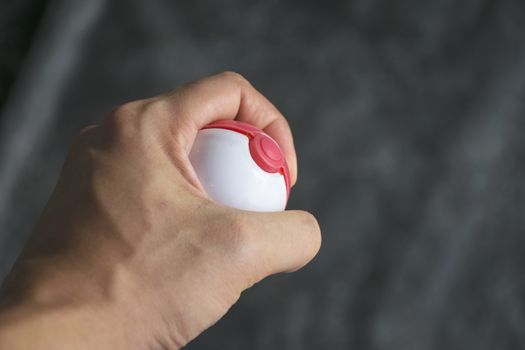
<box><xmin>0</xmin><ymin>299</ymin><xmax>122</xmax><ymax>350</ymax></box>
<box><xmin>0</xmin><ymin>257</ymin><xmax>147</xmax><ymax>349</ymax></box>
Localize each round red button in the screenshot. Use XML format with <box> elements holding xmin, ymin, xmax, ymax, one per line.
<box><xmin>249</xmin><ymin>133</ymin><xmax>283</xmax><ymax>173</ymax></box>
<box><xmin>260</xmin><ymin>137</ymin><xmax>283</xmax><ymax>162</ymax></box>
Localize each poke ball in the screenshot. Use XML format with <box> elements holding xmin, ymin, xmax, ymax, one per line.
<box><xmin>189</xmin><ymin>120</ymin><xmax>291</xmax><ymax>212</ymax></box>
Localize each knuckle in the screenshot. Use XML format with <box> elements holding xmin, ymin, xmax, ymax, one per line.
<box><xmin>110</xmin><ymin>101</ymin><xmax>142</xmax><ymax>120</ymax></box>
<box><xmin>104</xmin><ymin>100</ymin><xmax>151</xmax><ymax>142</ymax></box>
<box><xmin>220</xmin><ymin>70</ymin><xmax>248</xmax><ymax>84</ymax></box>
<box><xmin>298</xmin><ymin>211</ymin><xmax>322</xmax><ymax>252</ymax></box>
<box><xmin>105</xmin><ymin>102</ymin><xmax>138</xmax><ymax>133</ymax></box>
<box><xmin>102</xmin><ymin>99</ymin><xmax>172</xmax><ymax>154</ymax></box>
<box><xmin>141</xmin><ymin>98</ymin><xmax>171</xmax><ymax>117</ymax></box>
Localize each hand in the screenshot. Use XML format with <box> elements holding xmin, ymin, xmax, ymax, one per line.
<box><xmin>0</xmin><ymin>72</ymin><xmax>321</xmax><ymax>349</ymax></box>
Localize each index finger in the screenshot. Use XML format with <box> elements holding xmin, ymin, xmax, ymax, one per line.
<box><xmin>159</xmin><ymin>71</ymin><xmax>298</xmax><ymax>185</ymax></box>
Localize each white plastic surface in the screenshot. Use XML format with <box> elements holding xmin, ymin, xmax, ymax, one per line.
<box><xmin>189</xmin><ymin>129</ymin><xmax>287</xmax><ymax>212</ymax></box>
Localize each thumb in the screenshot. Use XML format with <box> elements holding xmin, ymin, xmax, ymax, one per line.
<box><xmin>237</xmin><ymin>210</ymin><xmax>322</xmax><ymax>283</ymax></box>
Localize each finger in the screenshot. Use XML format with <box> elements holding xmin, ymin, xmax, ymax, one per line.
<box><xmin>158</xmin><ymin>71</ymin><xmax>298</xmax><ymax>185</ymax></box>
<box><xmin>238</xmin><ymin>210</ymin><xmax>321</xmax><ymax>284</ymax></box>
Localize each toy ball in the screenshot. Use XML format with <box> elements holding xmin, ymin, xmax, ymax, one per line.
<box><xmin>189</xmin><ymin>120</ymin><xmax>291</xmax><ymax>212</ymax></box>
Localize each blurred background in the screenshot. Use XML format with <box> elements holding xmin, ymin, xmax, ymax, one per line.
<box><xmin>1</xmin><ymin>0</ymin><xmax>525</xmax><ymax>349</ymax></box>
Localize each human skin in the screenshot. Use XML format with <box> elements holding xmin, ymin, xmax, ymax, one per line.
<box><xmin>0</xmin><ymin>72</ymin><xmax>321</xmax><ymax>349</ymax></box>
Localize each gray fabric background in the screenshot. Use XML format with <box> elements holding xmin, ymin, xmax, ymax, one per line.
<box><xmin>1</xmin><ymin>0</ymin><xmax>525</xmax><ymax>349</ymax></box>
